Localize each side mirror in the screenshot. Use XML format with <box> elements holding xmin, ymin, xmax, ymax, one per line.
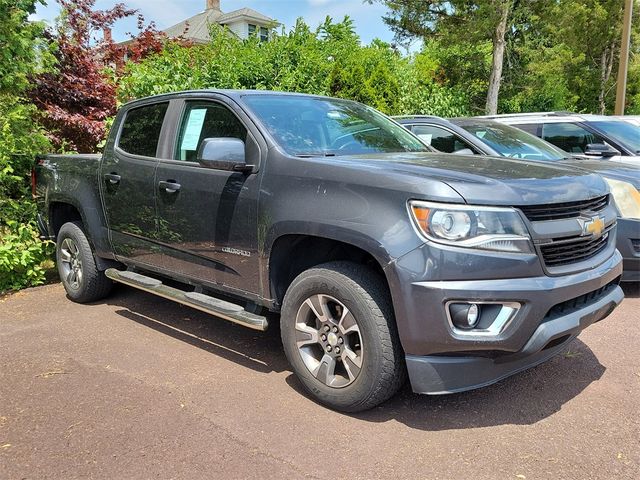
<box><xmin>584</xmin><ymin>143</ymin><xmax>620</xmax><ymax>158</ymax></box>
<box><xmin>452</xmin><ymin>148</ymin><xmax>475</xmax><ymax>156</ymax></box>
<box><xmin>197</xmin><ymin>138</ymin><xmax>253</xmax><ymax>172</ymax></box>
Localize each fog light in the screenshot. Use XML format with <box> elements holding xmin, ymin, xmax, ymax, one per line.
<box><xmin>449</xmin><ymin>303</ymin><xmax>481</xmax><ymax>330</ymax></box>
<box><xmin>467</xmin><ymin>304</ymin><xmax>479</xmax><ymax>326</ymax></box>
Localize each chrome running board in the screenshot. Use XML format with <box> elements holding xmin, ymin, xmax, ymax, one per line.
<box><xmin>105</xmin><ymin>269</ymin><xmax>268</xmax><ymax>331</ymax></box>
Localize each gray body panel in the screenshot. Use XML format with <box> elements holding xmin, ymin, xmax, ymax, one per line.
<box><xmin>35</xmin><ymin>153</ymin><xmax>113</xmax><ymax>260</ymax></box>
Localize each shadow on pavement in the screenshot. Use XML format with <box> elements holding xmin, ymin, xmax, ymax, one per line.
<box><xmin>106</xmin><ymin>286</ymin><xmax>605</xmax><ymax>431</ymax></box>
<box><xmin>106</xmin><ymin>285</ymin><xmax>290</xmax><ymax>374</ymax></box>
<box><xmin>286</xmin><ymin>337</ymin><xmax>605</xmax><ymax>431</ymax></box>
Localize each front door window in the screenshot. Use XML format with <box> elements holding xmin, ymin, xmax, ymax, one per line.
<box><xmin>176</xmin><ymin>103</ymin><xmax>247</xmax><ymax>161</ymax></box>
<box><xmin>541</xmin><ymin>122</ymin><xmax>605</xmax><ymax>154</ymax></box>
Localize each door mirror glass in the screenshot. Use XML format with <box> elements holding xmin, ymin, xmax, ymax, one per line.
<box><xmin>584</xmin><ymin>143</ymin><xmax>620</xmax><ymax>158</ymax></box>
<box><xmin>197</xmin><ymin>138</ymin><xmax>251</xmax><ymax>172</ymax></box>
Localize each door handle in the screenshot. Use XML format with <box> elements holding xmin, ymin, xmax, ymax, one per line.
<box><xmin>104</xmin><ymin>173</ymin><xmax>121</xmax><ymax>185</ymax></box>
<box><xmin>159</xmin><ymin>180</ymin><xmax>181</xmax><ymax>193</ymax></box>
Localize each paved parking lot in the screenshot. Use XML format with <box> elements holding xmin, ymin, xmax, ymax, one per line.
<box><xmin>1</xmin><ymin>282</ymin><xmax>638</xmax><ymax>479</ymax></box>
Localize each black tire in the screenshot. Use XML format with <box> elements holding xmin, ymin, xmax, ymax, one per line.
<box><xmin>56</xmin><ymin>221</ymin><xmax>113</xmax><ymax>303</ymax></box>
<box><xmin>281</xmin><ymin>261</ymin><xmax>406</xmax><ymax>412</ymax></box>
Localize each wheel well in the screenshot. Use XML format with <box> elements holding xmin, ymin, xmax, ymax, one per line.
<box><xmin>269</xmin><ymin>235</ymin><xmax>388</xmax><ymax>307</ymax></box>
<box><xmin>49</xmin><ymin>203</ymin><xmax>82</xmax><ymax>237</ymax></box>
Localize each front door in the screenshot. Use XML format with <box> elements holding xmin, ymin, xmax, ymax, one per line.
<box><xmin>100</xmin><ymin>101</ymin><xmax>169</xmax><ymax>269</ymax></box>
<box><xmin>154</xmin><ymin>99</ymin><xmax>262</xmax><ymax>295</ymax></box>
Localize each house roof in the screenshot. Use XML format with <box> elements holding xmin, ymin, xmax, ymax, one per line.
<box><xmin>162</xmin><ymin>7</ymin><xmax>276</xmax><ymax>44</ymax></box>
<box><xmin>218</xmin><ymin>8</ymin><xmax>275</xmax><ymax>24</ymax></box>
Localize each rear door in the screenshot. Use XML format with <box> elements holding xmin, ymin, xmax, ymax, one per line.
<box><xmin>154</xmin><ymin>97</ymin><xmax>264</xmax><ymax>295</ymax></box>
<box><xmin>100</xmin><ymin>101</ymin><xmax>169</xmax><ymax>268</ymax></box>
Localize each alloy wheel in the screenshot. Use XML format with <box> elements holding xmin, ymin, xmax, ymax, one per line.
<box><xmin>294</xmin><ymin>294</ymin><xmax>364</xmax><ymax>388</ymax></box>
<box><xmin>59</xmin><ymin>237</ymin><xmax>83</xmax><ymax>290</ymax></box>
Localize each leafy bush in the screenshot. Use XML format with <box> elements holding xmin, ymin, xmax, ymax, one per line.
<box><xmin>0</xmin><ymin>220</ymin><xmax>54</xmax><ymax>293</ymax></box>
<box><xmin>0</xmin><ymin>97</ymin><xmax>50</xmax><ymax>201</ymax></box>
<box><xmin>118</xmin><ymin>17</ymin><xmax>467</xmax><ymax>118</ymax></box>
<box><xmin>0</xmin><ymin>97</ymin><xmax>53</xmax><ymax>294</ymax></box>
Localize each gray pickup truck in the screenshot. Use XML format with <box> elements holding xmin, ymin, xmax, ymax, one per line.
<box><xmin>34</xmin><ymin>90</ymin><xmax>624</xmax><ymax>412</ymax></box>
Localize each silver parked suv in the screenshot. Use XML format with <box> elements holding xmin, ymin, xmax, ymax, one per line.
<box><xmin>484</xmin><ymin>112</ymin><xmax>640</xmax><ymax>162</ymax></box>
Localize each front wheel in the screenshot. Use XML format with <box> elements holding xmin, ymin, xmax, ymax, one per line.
<box><xmin>56</xmin><ymin>221</ymin><xmax>113</xmax><ymax>303</ymax></box>
<box><xmin>281</xmin><ymin>261</ymin><xmax>406</xmax><ymax>412</ymax></box>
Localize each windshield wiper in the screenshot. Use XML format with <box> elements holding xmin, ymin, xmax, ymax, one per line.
<box><xmin>295</xmin><ymin>152</ymin><xmax>337</xmax><ymax>158</ymax></box>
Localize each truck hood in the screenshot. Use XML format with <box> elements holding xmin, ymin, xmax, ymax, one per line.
<box><xmin>341</xmin><ymin>152</ymin><xmax>608</xmax><ymax>206</ymax></box>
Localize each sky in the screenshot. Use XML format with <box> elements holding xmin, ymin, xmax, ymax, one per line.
<box><xmin>32</xmin><ymin>0</ymin><xmax>398</xmax><ymax>46</ymax></box>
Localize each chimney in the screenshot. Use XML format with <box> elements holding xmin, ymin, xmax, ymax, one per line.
<box><xmin>206</xmin><ymin>0</ymin><xmax>220</xmax><ymax>10</ymax></box>
<box><xmin>103</xmin><ymin>27</ymin><xmax>113</xmax><ymax>42</ymax></box>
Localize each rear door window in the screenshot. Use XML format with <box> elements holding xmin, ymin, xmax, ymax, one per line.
<box><xmin>118</xmin><ymin>102</ymin><xmax>169</xmax><ymax>157</ymax></box>
<box><xmin>541</xmin><ymin>122</ymin><xmax>606</xmax><ymax>154</ymax></box>
<box><xmin>411</xmin><ymin>125</ymin><xmax>473</xmax><ymax>153</ymax></box>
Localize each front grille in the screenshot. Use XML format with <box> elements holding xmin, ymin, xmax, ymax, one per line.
<box><xmin>519</xmin><ymin>195</ymin><xmax>609</xmax><ymax>222</ymax></box>
<box><xmin>539</xmin><ymin>224</ymin><xmax>613</xmax><ymax>267</ymax></box>
<box><xmin>632</xmin><ymin>239</ymin><xmax>640</xmax><ymax>254</ymax></box>
<box><xmin>543</xmin><ymin>278</ymin><xmax>620</xmax><ymax>322</ymax></box>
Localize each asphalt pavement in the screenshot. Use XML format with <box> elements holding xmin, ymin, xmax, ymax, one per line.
<box><xmin>1</xmin><ymin>282</ymin><xmax>638</xmax><ymax>479</ymax></box>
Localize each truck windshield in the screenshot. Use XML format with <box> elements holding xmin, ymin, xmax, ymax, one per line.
<box><xmin>457</xmin><ymin>121</ymin><xmax>567</xmax><ymax>161</ymax></box>
<box><xmin>242</xmin><ymin>94</ymin><xmax>428</xmax><ymax>157</ymax></box>
<box><xmin>590</xmin><ymin>120</ymin><xmax>640</xmax><ymax>154</ymax></box>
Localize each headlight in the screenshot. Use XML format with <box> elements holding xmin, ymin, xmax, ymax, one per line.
<box><xmin>604</xmin><ymin>178</ymin><xmax>640</xmax><ymax>219</ymax></box>
<box><xmin>409</xmin><ymin>200</ymin><xmax>533</xmax><ymax>254</ymax></box>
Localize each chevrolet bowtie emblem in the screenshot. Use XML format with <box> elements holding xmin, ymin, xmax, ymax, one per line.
<box><xmin>582</xmin><ymin>216</ymin><xmax>605</xmax><ymax>237</ymax></box>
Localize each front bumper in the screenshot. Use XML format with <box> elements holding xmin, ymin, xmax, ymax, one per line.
<box><xmin>389</xmin><ymin>249</ymin><xmax>623</xmax><ymax>395</ymax></box>
<box><xmin>616</xmin><ymin>218</ymin><xmax>640</xmax><ymax>282</ymax></box>
<box><xmin>407</xmin><ymin>282</ymin><xmax>622</xmax><ymax>394</ymax></box>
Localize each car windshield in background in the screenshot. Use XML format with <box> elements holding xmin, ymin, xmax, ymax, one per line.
<box><xmin>242</xmin><ymin>95</ymin><xmax>428</xmax><ymax>157</ymax></box>
<box><xmin>458</xmin><ymin>122</ymin><xmax>567</xmax><ymax>161</ymax></box>
<box><xmin>590</xmin><ymin>121</ymin><xmax>640</xmax><ymax>154</ymax></box>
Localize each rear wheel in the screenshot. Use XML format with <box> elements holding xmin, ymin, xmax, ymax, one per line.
<box><xmin>281</xmin><ymin>261</ymin><xmax>406</xmax><ymax>412</ymax></box>
<box><xmin>56</xmin><ymin>222</ymin><xmax>113</xmax><ymax>303</ymax></box>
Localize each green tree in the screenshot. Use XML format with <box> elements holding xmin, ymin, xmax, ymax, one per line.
<box><xmin>544</xmin><ymin>0</ymin><xmax>639</xmax><ymax>113</ymax></box>
<box><xmin>0</xmin><ymin>0</ymin><xmax>52</xmax><ymax>92</ymax></box>
<box><xmin>370</xmin><ymin>0</ymin><xmax>640</xmax><ymax>114</ymax></box>
<box><xmin>0</xmin><ymin>0</ymin><xmax>52</xmax><ymax>213</ymax></box>
<box><xmin>0</xmin><ymin>0</ymin><xmax>54</xmax><ymax>292</ymax></box>
<box><xmin>368</xmin><ymin>0</ymin><xmax>515</xmax><ymax>114</ymax></box>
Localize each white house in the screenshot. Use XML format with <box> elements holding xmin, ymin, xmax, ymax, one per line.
<box><xmin>163</xmin><ymin>0</ymin><xmax>278</xmax><ymax>44</ymax></box>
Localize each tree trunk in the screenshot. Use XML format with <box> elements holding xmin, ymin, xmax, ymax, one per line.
<box><xmin>485</xmin><ymin>0</ymin><xmax>512</xmax><ymax>115</ymax></box>
<box><xmin>599</xmin><ymin>41</ymin><xmax>616</xmax><ymax>114</ymax></box>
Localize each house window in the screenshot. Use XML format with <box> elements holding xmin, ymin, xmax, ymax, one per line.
<box><xmin>248</xmin><ymin>24</ymin><xmax>256</xmax><ymax>36</ymax></box>
<box><xmin>260</xmin><ymin>27</ymin><xmax>269</xmax><ymax>42</ymax></box>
